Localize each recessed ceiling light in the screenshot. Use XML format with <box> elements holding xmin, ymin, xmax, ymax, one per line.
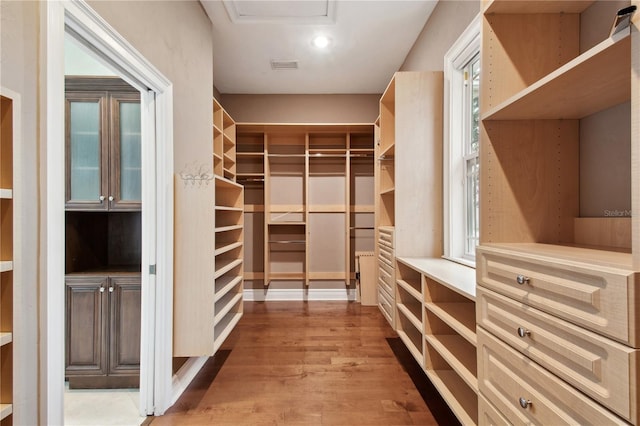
<box><xmin>312</xmin><ymin>35</ymin><xmax>330</xmax><ymax>49</ymax></box>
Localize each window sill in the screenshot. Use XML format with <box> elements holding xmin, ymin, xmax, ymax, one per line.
<box><xmin>442</xmin><ymin>255</ymin><xmax>476</xmax><ymax>269</ymax></box>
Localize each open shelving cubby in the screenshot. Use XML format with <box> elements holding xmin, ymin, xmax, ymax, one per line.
<box><xmin>481</xmin><ymin>0</ymin><xmax>634</xmax><ymax>264</ymax></box>
<box><xmin>213</xmin><ymin>98</ymin><xmax>237</xmax><ymax>181</ymax></box>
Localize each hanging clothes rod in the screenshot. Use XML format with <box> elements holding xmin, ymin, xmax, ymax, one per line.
<box><xmin>349</xmin><ymin>226</ymin><xmax>375</xmax><ymax>230</ymax></box>
<box><xmin>268</xmin><ymin>240</ymin><xmax>306</xmax><ymax>244</ymax></box>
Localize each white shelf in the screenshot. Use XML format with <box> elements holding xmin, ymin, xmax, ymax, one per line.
<box><xmin>0</xmin><ymin>189</ymin><xmax>12</xmax><ymax>199</ymax></box>
<box><xmin>0</xmin><ymin>261</ymin><xmax>12</xmax><ymax>273</ymax></box>
<box><xmin>0</xmin><ymin>403</ymin><xmax>12</xmax><ymax>421</ymax></box>
<box><xmin>214</xmin><ymin>258</ymin><xmax>243</xmax><ymax>279</ymax></box>
<box><xmin>483</xmin><ymin>30</ymin><xmax>630</xmax><ymax>121</ymax></box>
<box><xmin>0</xmin><ymin>332</ymin><xmax>12</xmax><ymax>347</ymax></box>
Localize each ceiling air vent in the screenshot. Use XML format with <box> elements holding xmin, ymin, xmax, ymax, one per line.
<box><xmin>270</xmin><ymin>60</ymin><xmax>299</xmax><ymax>70</ymax></box>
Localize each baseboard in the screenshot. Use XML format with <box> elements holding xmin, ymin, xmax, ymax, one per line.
<box><xmin>244</xmin><ymin>288</ymin><xmax>357</xmax><ymax>301</ymax></box>
<box><xmin>170</xmin><ymin>356</ymin><xmax>208</xmax><ymax>405</ymax></box>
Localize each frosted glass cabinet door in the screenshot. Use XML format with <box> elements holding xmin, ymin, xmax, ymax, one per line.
<box><xmin>65</xmin><ymin>93</ymin><xmax>109</xmax><ymax>210</ymax></box>
<box><xmin>110</xmin><ymin>93</ymin><xmax>141</xmax><ymax>210</ymax></box>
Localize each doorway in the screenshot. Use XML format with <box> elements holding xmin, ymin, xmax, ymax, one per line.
<box><xmin>46</xmin><ymin>1</ymin><xmax>174</xmax><ymax>424</ymax></box>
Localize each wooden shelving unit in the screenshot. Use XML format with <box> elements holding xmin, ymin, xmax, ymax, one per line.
<box><xmin>236</xmin><ymin>124</ymin><xmax>374</xmax><ymax>290</ymax></box>
<box><xmin>1</xmin><ymin>93</ymin><xmax>14</xmax><ymax>425</ymax></box>
<box><xmin>395</xmin><ymin>257</ymin><xmax>477</xmax><ymax>426</ymax></box>
<box><xmin>478</xmin><ymin>1</ymin><xmax>640</xmax><ymax>423</ymax></box>
<box><xmin>213</xmin><ymin>176</ymin><xmax>244</xmax><ymax>351</ymax></box>
<box><xmin>213</xmin><ymin>98</ymin><xmax>236</xmax><ymax>181</ymax></box>
<box><xmin>174</xmin><ymin>101</ymin><xmax>243</xmax><ymax>357</ymax></box>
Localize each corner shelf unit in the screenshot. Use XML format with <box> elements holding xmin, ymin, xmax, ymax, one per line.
<box><xmin>213</xmin><ymin>98</ymin><xmax>236</xmax><ymax>181</ymax></box>
<box><xmin>1</xmin><ymin>93</ymin><xmax>14</xmax><ymax>425</ymax></box>
<box><xmin>395</xmin><ymin>258</ymin><xmax>477</xmax><ymax>426</ymax></box>
<box><xmin>478</xmin><ymin>1</ymin><xmax>640</xmax><ymax>424</ymax></box>
<box><xmin>236</xmin><ymin>124</ymin><xmax>374</xmax><ymax>289</ymax></box>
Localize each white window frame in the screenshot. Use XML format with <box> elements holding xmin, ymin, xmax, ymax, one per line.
<box><xmin>443</xmin><ymin>14</ymin><xmax>481</xmax><ymax>267</ymax></box>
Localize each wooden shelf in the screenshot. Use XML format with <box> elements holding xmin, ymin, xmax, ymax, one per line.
<box><xmin>213</xmin><ymin>124</ymin><xmax>222</xmax><ymax>135</ymax></box>
<box><xmin>0</xmin><ymin>404</ymin><xmax>12</xmax><ymax>421</ymax></box>
<box><xmin>379</xmin><ymin>187</ymin><xmax>395</xmax><ymax>196</ymax></box>
<box><xmin>214</xmin><ymin>258</ymin><xmax>243</xmax><ymax>279</ymax></box>
<box><xmin>236</xmin><ymin>152</ymin><xmax>263</xmax><ymax>157</ymax></box>
<box><xmin>215</xmin><ymin>224</ymin><xmax>243</xmax><ymax>233</ymax></box>
<box><xmin>397</xmin><ymin>303</ymin><xmax>422</xmax><ymax>331</ymax></box>
<box><xmin>397</xmin><ymin>329</ymin><xmax>423</xmax><ymax>364</ymax></box>
<box><xmin>215</xmin><ymin>205</ymin><xmax>243</xmax><ymax>212</ymax></box>
<box><xmin>396</xmin><ymin>279</ymin><xmax>421</xmax><ymax>301</ymax></box>
<box><xmin>379</xmin><ymin>143</ymin><xmax>395</xmax><ymax>158</ymax></box>
<box><xmin>424</xmin><ymin>369</ymin><xmax>478</xmax><ymax>426</ymax></box>
<box><xmin>214</xmin><ymin>292</ymin><xmax>243</xmax><ymax>325</ymax></box>
<box><xmin>483</xmin><ymin>31</ymin><xmax>630</xmax><ymax>121</ymax></box>
<box><xmin>0</xmin><ymin>189</ymin><xmax>11</xmax><ymax>199</ymax></box>
<box><xmin>214</xmin><ymin>275</ymin><xmax>243</xmax><ymax>301</ymax></box>
<box><xmin>398</xmin><ymin>257</ymin><xmax>476</xmax><ymax>300</ymax></box>
<box><xmin>425</xmin><ymin>302</ymin><xmax>477</xmax><ymax>346</ymax></box>
<box><xmin>213</xmin><ymin>312</ymin><xmax>242</xmax><ymax>353</ymax></box>
<box><xmin>484</xmin><ymin>0</ymin><xmax>593</xmax><ymax>14</ymax></box>
<box><xmin>214</xmin><ymin>241</ymin><xmax>243</xmax><ymax>256</ymax></box>
<box><xmin>0</xmin><ymin>261</ymin><xmax>12</xmax><ymax>273</ymax></box>
<box><xmin>425</xmin><ymin>334</ymin><xmax>478</xmax><ymax>392</ymax></box>
<box><xmin>267</xmin><ymin>272</ymin><xmax>305</xmax><ymax>280</ymax></box>
<box><xmin>0</xmin><ymin>332</ymin><xmax>12</xmax><ymax>347</ymax></box>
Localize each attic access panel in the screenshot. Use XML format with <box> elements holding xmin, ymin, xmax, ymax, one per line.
<box><xmin>223</xmin><ymin>0</ymin><xmax>336</xmax><ymax>24</ymax></box>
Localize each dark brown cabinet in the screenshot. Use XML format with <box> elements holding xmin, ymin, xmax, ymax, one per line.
<box><xmin>64</xmin><ymin>77</ymin><xmax>142</xmax><ymax>389</ymax></box>
<box><xmin>65</xmin><ymin>274</ymin><xmax>141</xmax><ymax>389</ymax></box>
<box><xmin>65</xmin><ymin>77</ymin><xmax>141</xmax><ymax>211</ymax></box>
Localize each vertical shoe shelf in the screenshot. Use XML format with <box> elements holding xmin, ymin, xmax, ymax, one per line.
<box><xmin>1</xmin><ymin>94</ymin><xmax>14</xmax><ymax>425</ymax></box>
<box><xmin>214</xmin><ymin>176</ymin><xmax>244</xmax><ymax>353</ymax></box>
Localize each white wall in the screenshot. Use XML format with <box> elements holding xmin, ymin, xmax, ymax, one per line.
<box><xmin>0</xmin><ymin>1</ymin><xmax>40</xmax><ymax>424</ymax></box>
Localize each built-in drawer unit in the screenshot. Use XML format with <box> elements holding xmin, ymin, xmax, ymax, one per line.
<box><xmin>478</xmin><ymin>328</ymin><xmax>629</xmax><ymax>426</ymax></box>
<box><xmin>377</xmin><ymin>226</ymin><xmax>395</xmax><ymax>328</ymax></box>
<box><xmin>477</xmin><ymin>244</ymin><xmax>640</xmax><ymax>347</ymax></box>
<box><xmin>477</xmin><ymin>286</ymin><xmax>639</xmax><ymax>423</ymax></box>
<box><xmin>478</xmin><ymin>393</ymin><xmax>510</xmax><ymax>426</ymax></box>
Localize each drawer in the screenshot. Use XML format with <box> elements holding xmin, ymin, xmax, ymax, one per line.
<box><xmin>379</xmin><ymin>261</ymin><xmax>394</xmax><ymax>286</ymax></box>
<box><xmin>478</xmin><ymin>328</ymin><xmax>628</xmax><ymax>426</ymax></box>
<box><xmin>378</xmin><ymin>228</ymin><xmax>394</xmax><ymax>248</ymax></box>
<box><xmin>378</xmin><ymin>244</ymin><xmax>394</xmax><ymax>267</ymax></box>
<box><xmin>378</xmin><ymin>288</ymin><xmax>394</xmax><ymax>326</ymax></box>
<box><xmin>478</xmin><ymin>393</ymin><xmax>510</xmax><ymax>426</ymax></box>
<box><xmin>477</xmin><ymin>245</ymin><xmax>639</xmax><ymax>346</ymax></box>
<box><xmin>477</xmin><ymin>287</ymin><xmax>638</xmax><ymax>423</ymax></box>
<box><xmin>378</xmin><ymin>276</ymin><xmax>393</xmax><ymax>299</ymax></box>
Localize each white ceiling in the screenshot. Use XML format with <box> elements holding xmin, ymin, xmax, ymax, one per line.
<box><xmin>200</xmin><ymin>0</ymin><xmax>438</xmax><ymax>94</ymax></box>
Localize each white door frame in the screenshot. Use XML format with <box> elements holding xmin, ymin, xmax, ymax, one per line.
<box><xmin>44</xmin><ymin>0</ymin><xmax>174</xmax><ymax>422</ymax></box>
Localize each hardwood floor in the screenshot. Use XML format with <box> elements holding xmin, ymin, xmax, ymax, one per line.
<box><xmin>151</xmin><ymin>301</ymin><xmax>460</xmax><ymax>425</ymax></box>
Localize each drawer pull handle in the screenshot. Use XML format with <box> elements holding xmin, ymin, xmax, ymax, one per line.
<box><xmin>517</xmin><ymin>327</ymin><xmax>531</xmax><ymax>338</ymax></box>
<box><xmin>518</xmin><ymin>397</ymin><xmax>532</xmax><ymax>409</ymax></box>
<box><xmin>516</xmin><ymin>275</ymin><xmax>530</xmax><ymax>285</ymax></box>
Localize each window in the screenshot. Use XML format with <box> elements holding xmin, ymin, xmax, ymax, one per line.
<box><xmin>443</xmin><ymin>14</ymin><xmax>481</xmax><ymax>266</ymax></box>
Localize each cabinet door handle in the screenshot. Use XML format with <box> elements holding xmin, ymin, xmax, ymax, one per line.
<box><xmin>108</xmin><ymin>195</ymin><xmax>114</xmax><ymax>202</ymax></box>
<box><xmin>99</xmin><ymin>286</ymin><xmax>105</xmax><ymax>293</ymax></box>
<box><xmin>517</xmin><ymin>327</ymin><xmax>531</xmax><ymax>338</ymax></box>
<box><xmin>516</xmin><ymin>275</ymin><xmax>530</xmax><ymax>285</ymax></box>
<box><xmin>99</xmin><ymin>195</ymin><xmax>106</xmax><ymax>202</ymax></box>
<box><xmin>109</xmin><ymin>286</ymin><xmax>114</xmax><ymax>293</ymax></box>
<box><xmin>518</xmin><ymin>397</ymin><xmax>532</xmax><ymax>409</ymax></box>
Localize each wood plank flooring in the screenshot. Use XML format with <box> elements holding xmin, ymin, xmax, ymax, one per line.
<box><xmin>150</xmin><ymin>302</ymin><xmax>460</xmax><ymax>425</ymax></box>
